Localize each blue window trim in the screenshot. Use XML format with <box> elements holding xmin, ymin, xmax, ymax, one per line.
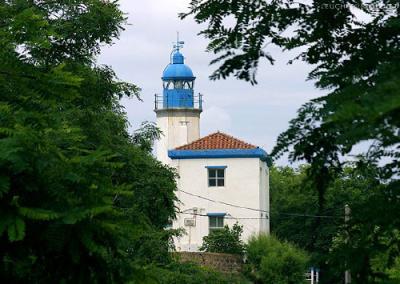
<box><xmin>207</xmin><ymin>213</ymin><xmax>226</xmax><ymax>217</ymax></box>
<box><xmin>205</xmin><ymin>165</ymin><xmax>228</xmax><ymax>169</ymax></box>
<box><xmin>207</xmin><ymin>166</ymin><xmax>225</xmax><ymax>187</ymax></box>
<box><xmin>168</xmin><ymin>148</ymin><xmax>270</xmax><ymax>163</ymax></box>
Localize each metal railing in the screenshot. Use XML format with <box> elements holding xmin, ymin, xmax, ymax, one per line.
<box><xmin>154</xmin><ymin>93</ymin><xmax>203</xmax><ymax>111</ymax></box>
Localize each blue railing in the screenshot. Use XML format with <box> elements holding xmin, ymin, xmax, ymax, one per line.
<box><xmin>154</xmin><ymin>93</ymin><xmax>203</xmax><ymax>111</ymax></box>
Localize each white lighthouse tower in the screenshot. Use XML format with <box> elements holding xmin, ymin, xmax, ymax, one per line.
<box><xmin>155</xmin><ymin>39</ymin><xmax>270</xmax><ymax>251</ymax></box>
<box><xmin>154</xmin><ymin>39</ymin><xmax>203</xmax><ymax>164</ymax></box>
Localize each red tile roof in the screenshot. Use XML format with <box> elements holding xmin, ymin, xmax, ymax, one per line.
<box><xmin>175</xmin><ymin>132</ymin><xmax>258</xmax><ymax>150</ymax></box>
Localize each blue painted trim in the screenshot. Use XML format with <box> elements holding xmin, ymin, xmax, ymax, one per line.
<box><xmin>205</xmin><ymin>166</ymin><xmax>227</xmax><ymax>169</ymax></box>
<box><xmin>168</xmin><ymin>148</ymin><xmax>269</xmax><ymax>162</ymax></box>
<box><xmin>163</xmin><ymin>89</ymin><xmax>194</xmax><ymax>108</ymax></box>
<box><xmin>207</xmin><ymin>213</ymin><xmax>226</xmax><ymax>217</ymax></box>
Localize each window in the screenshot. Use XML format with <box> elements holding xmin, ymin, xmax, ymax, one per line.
<box><xmin>209</xmin><ymin>216</ymin><xmax>224</xmax><ymax>233</ymax></box>
<box><xmin>208</xmin><ymin>168</ymin><xmax>225</xmax><ymax>187</ymax></box>
<box><xmin>165</xmin><ymin>220</ymin><xmax>173</xmax><ymax>230</ymax></box>
<box><xmin>163</xmin><ymin>81</ymin><xmax>174</xmax><ymax>89</ymax></box>
<box><xmin>174</xmin><ymin>80</ymin><xmax>184</xmax><ymax>89</ymax></box>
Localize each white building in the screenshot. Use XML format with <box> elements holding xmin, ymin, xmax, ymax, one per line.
<box><xmin>155</xmin><ymin>40</ymin><xmax>270</xmax><ymax>251</ymax></box>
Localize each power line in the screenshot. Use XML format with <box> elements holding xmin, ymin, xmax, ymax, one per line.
<box><xmin>179</xmin><ymin>211</ymin><xmax>269</xmax><ymax>220</ymax></box>
<box><xmin>275</xmin><ymin>212</ymin><xmax>341</xmax><ymax>219</ymax></box>
<box><xmin>179</xmin><ymin>189</ymin><xmax>269</xmax><ymax>213</ymax></box>
<box><xmin>178</xmin><ymin>190</ymin><xmax>342</xmax><ymax>219</ymax></box>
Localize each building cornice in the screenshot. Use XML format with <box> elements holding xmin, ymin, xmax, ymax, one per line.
<box><xmin>168</xmin><ymin>148</ymin><xmax>271</xmax><ymax>164</ymax></box>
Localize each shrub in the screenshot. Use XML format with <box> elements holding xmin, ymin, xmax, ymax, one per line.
<box><xmin>244</xmin><ymin>234</ymin><xmax>309</xmax><ymax>284</ymax></box>
<box><xmin>144</xmin><ymin>262</ymin><xmax>250</xmax><ymax>284</ymax></box>
<box><xmin>200</xmin><ymin>223</ymin><xmax>245</xmax><ymax>255</ymax></box>
<box><xmin>387</xmin><ymin>257</ymin><xmax>400</xmax><ymax>282</ymax></box>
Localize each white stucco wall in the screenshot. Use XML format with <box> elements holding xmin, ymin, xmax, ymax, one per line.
<box><xmin>155</xmin><ymin>109</ymin><xmax>200</xmax><ymax>164</ymax></box>
<box><xmin>259</xmin><ymin>160</ymin><xmax>270</xmax><ymax>234</ymax></box>
<box><xmin>171</xmin><ymin>157</ymin><xmax>270</xmax><ymax>251</ymax></box>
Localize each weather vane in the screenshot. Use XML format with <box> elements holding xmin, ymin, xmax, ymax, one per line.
<box><xmin>174</xmin><ymin>31</ymin><xmax>185</xmax><ymax>52</ymax></box>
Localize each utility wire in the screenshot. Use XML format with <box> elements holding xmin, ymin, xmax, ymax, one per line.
<box><xmin>179</xmin><ymin>189</ymin><xmax>269</xmax><ymax>213</ymax></box>
<box><xmin>178</xmin><ymin>211</ymin><xmax>269</xmax><ymax>220</ymax></box>
<box><xmin>178</xmin><ymin>190</ymin><xmax>343</xmax><ymax>219</ymax></box>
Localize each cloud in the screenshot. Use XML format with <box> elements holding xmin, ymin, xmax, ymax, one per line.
<box><xmin>201</xmin><ymin>106</ymin><xmax>233</xmax><ymax>135</ymax></box>
<box><xmin>98</xmin><ymin>0</ymin><xmax>326</xmax><ymax>165</ymax></box>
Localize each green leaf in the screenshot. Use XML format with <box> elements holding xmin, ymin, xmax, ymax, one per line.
<box><xmin>18</xmin><ymin>207</ymin><xmax>60</xmax><ymax>221</ymax></box>
<box><xmin>0</xmin><ymin>215</ymin><xmax>11</xmax><ymax>236</ymax></box>
<box><xmin>8</xmin><ymin>218</ymin><xmax>25</xmax><ymax>242</ymax></box>
<box><xmin>0</xmin><ymin>175</ymin><xmax>10</xmax><ymax>197</ymax></box>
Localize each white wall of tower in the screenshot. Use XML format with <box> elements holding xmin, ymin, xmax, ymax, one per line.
<box><xmin>155</xmin><ymin>109</ymin><xmax>201</xmax><ymax>164</ymax></box>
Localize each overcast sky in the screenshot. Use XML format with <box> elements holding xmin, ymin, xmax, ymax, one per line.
<box><xmin>98</xmin><ymin>0</ymin><xmax>326</xmax><ymax>165</ymax></box>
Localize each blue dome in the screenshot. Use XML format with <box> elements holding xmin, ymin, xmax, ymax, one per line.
<box><xmin>162</xmin><ymin>50</ymin><xmax>195</xmax><ymax>80</ymax></box>
<box><xmin>172</xmin><ymin>51</ymin><xmax>184</xmax><ymax>64</ymax></box>
<box><xmin>162</xmin><ymin>64</ymin><xmax>195</xmax><ymax>80</ymax></box>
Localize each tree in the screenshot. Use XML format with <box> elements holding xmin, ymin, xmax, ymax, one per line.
<box><xmin>387</xmin><ymin>257</ymin><xmax>400</xmax><ymax>282</ymax></box>
<box><xmin>244</xmin><ymin>234</ymin><xmax>309</xmax><ymax>284</ymax></box>
<box><xmin>181</xmin><ymin>0</ymin><xmax>400</xmax><ymax>209</ymax></box>
<box><xmin>0</xmin><ymin>1</ymin><xmax>177</xmax><ymax>282</ymax></box>
<box><xmin>326</xmin><ymin>161</ymin><xmax>400</xmax><ymax>283</ymax></box>
<box><xmin>270</xmin><ymin>166</ymin><xmax>343</xmax><ymax>283</ymax></box>
<box><xmin>270</xmin><ymin>164</ymin><xmax>400</xmax><ymax>283</ymax></box>
<box><xmin>200</xmin><ymin>223</ymin><xmax>245</xmax><ymax>255</ymax></box>
<box><xmin>182</xmin><ymin>2</ymin><xmax>400</xmax><ymax>283</ymax></box>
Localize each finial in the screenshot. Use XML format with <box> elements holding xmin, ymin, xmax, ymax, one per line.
<box><xmin>173</xmin><ymin>31</ymin><xmax>185</xmax><ymax>52</ymax></box>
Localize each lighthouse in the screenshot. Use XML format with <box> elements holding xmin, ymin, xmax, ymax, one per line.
<box><xmin>155</xmin><ymin>38</ymin><xmax>270</xmax><ymax>251</ymax></box>
<box><xmin>154</xmin><ymin>39</ymin><xmax>203</xmax><ymax>164</ymax></box>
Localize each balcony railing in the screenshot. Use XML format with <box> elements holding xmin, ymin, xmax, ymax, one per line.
<box><xmin>154</xmin><ymin>93</ymin><xmax>203</xmax><ymax>111</ymax></box>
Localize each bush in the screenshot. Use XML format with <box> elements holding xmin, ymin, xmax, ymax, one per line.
<box><xmin>144</xmin><ymin>262</ymin><xmax>250</xmax><ymax>284</ymax></box>
<box><xmin>244</xmin><ymin>234</ymin><xmax>309</xmax><ymax>284</ymax></box>
<box><xmin>200</xmin><ymin>223</ymin><xmax>245</xmax><ymax>255</ymax></box>
<box><xmin>387</xmin><ymin>257</ymin><xmax>400</xmax><ymax>283</ymax></box>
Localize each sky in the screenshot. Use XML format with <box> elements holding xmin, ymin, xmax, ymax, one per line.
<box><xmin>98</xmin><ymin>0</ymin><xmax>326</xmax><ymax>165</ymax></box>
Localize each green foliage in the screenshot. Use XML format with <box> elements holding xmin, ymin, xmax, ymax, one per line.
<box><xmin>200</xmin><ymin>223</ymin><xmax>245</xmax><ymax>255</ymax></box>
<box><xmin>270</xmin><ymin>165</ymin><xmax>400</xmax><ymax>283</ymax></box>
<box><xmin>328</xmin><ymin>175</ymin><xmax>400</xmax><ymax>283</ymax></box>
<box><xmin>182</xmin><ymin>0</ymin><xmax>400</xmax><ymax>209</ymax></box>
<box><xmin>270</xmin><ymin>165</ymin><xmax>354</xmax><ymax>283</ymax></box>
<box><xmin>270</xmin><ymin>166</ymin><xmax>318</xmax><ymax>248</ymax></box>
<box><xmin>182</xmin><ymin>0</ymin><xmax>400</xmax><ymax>87</ymax></box>
<box><xmin>143</xmin><ymin>262</ymin><xmax>250</xmax><ymax>284</ymax></box>
<box><xmin>132</xmin><ymin>121</ymin><xmax>163</xmax><ymax>152</ymax></box>
<box><xmin>387</xmin><ymin>257</ymin><xmax>400</xmax><ymax>282</ymax></box>
<box><xmin>183</xmin><ymin>2</ymin><xmax>400</xmax><ymax>283</ymax></box>
<box><xmin>0</xmin><ymin>1</ymin><xmax>177</xmax><ymax>282</ymax></box>
<box><xmin>244</xmin><ymin>234</ymin><xmax>309</xmax><ymax>284</ymax></box>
